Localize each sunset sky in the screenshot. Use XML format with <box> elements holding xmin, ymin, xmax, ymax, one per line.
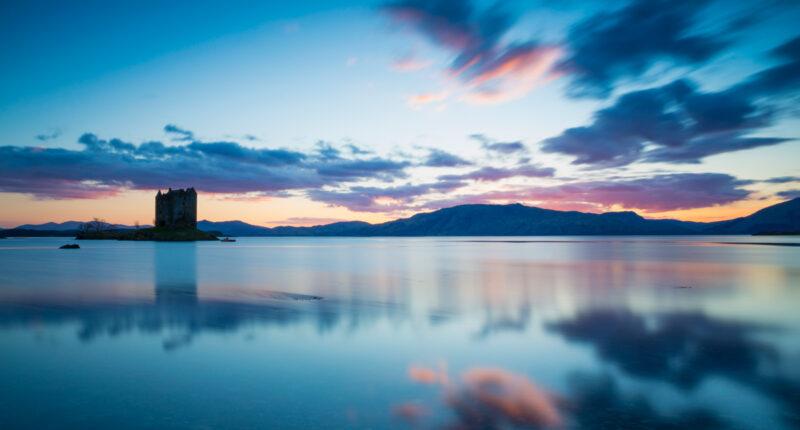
<box><xmin>1</xmin><ymin>0</ymin><xmax>799</xmax><ymax>227</ymax></box>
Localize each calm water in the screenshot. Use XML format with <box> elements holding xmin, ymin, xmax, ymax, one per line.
<box><xmin>0</xmin><ymin>236</ymin><xmax>799</xmax><ymax>429</ymax></box>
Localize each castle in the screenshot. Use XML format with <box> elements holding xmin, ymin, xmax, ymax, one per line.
<box><xmin>155</xmin><ymin>188</ymin><xmax>197</xmax><ymax>228</ymax></box>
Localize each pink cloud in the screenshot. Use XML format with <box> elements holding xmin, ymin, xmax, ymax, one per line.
<box><xmin>391</xmin><ymin>54</ymin><xmax>434</xmax><ymax>72</ymax></box>
<box><xmin>404</xmin><ymin>363</ymin><xmax>563</xmax><ymax>429</ymax></box>
<box><xmin>407</xmin><ymin>90</ymin><xmax>448</xmax><ymax>106</ymax></box>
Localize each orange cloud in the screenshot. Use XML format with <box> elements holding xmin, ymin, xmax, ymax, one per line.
<box><xmin>452</xmin><ymin>368</ymin><xmax>563</xmax><ymax>428</ymax></box>
<box><xmin>408</xmin><ymin>365</ymin><xmax>443</xmax><ymax>384</ymax></box>
<box><xmin>404</xmin><ymin>364</ymin><xmax>563</xmax><ymax>429</ymax></box>
<box><xmin>461</xmin><ymin>47</ymin><xmax>563</xmax><ymax>105</ymax></box>
<box><xmin>407</xmin><ymin>90</ymin><xmax>448</xmax><ymax>107</ymax></box>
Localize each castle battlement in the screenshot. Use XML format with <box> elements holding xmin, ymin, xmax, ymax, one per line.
<box><xmin>155</xmin><ymin>188</ymin><xmax>197</xmax><ymax>228</ymax></box>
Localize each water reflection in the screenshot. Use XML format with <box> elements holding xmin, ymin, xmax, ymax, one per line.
<box><xmin>549</xmin><ymin>309</ymin><xmax>779</xmax><ymax>389</ymax></box>
<box><xmin>154</xmin><ymin>243</ymin><xmax>197</xmax><ymax>305</ymax></box>
<box><xmin>549</xmin><ymin>309</ymin><xmax>800</xmax><ymax>429</ymax></box>
<box><xmin>0</xmin><ymin>237</ymin><xmax>798</xmax><ymax>429</ymax></box>
<box><xmin>566</xmin><ymin>373</ymin><xmax>725</xmax><ymax>430</ymax></box>
<box><xmin>398</xmin><ymin>364</ymin><xmax>732</xmax><ymax>430</ymax></box>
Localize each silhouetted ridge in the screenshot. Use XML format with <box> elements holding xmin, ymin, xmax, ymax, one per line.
<box><xmin>7</xmin><ymin>198</ymin><xmax>799</xmax><ymax>237</ymax></box>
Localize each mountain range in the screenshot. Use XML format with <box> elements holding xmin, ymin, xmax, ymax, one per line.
<box><xmin>3</xmin><ymin>198</ymin><xmax>799</xmax><ymax>237</ymax></box>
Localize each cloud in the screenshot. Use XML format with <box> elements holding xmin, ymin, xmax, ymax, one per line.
<box><xmin>407</xmin><ymin>90</ymin><xmax>448</xmax><ymax>106</ymax></box>
<box><xmin>405</xmin><ymin>364</ymin><xmax>563</xmax><ymax>429</ymax></box>
<box><xmin>549</xmin><ymin>309</ymin><xmax>777</xmax><ymax>390</ymax></box>
<box><xmin>557</xmin><ymin>0</ymin><xmax>729</xmax><ymax>98</ymax></box>
<box><xmin>164</xmin><ymin>124</ymin><xmax>194</xmax><ymax>141</ymax></box>
<box><xmin>542</xmin><ymin>76</ymin><xmax>790</xmax><ymax>167</ymax></box>
<box><xmin>313</xmin><ymin>158</ymin><xmax>411</xmax><ymax>181</ymax></box>
<box><xmin>484</xmin><ymin>141</ymin><xmax>525</xmax><ymax>154</ymax></box>
<box><xmin>187</xmin><ymin>141</ymin><xmax>307</xmax><ymax>166</ymax></box>
<box><xmin>537</xmin><ymin>173</ymin><xmax>753</xmax><ymax>211</ymax></box>
<box><xmin>764</xmin><ymin>176</ymin><xmax>800</xmax><ymax>184</ymax></box>
<box><xmin>423</xmin><ymin>148</ymin><xmax>471</xmax><ymax>167</ymax></box>
<box><xmin>35</xmin><ymin>130</ymin><xmax>60</xmax><ymax>141</ymax></box>
<box><xmin>644</xmin><ymin>133</ymin><xmax>788</xmax><ymax>164</ymax></box>
<box><xmin>777</xmin><ymin>189</ymin><xmax>800</xmax><ymax>200</ymax></box>
<box><xmin>444</xmin><ymin>368</ymin><xmax>563</xmax><ymax>429</ymax></box>
<box><xmin>409</xmin><ymin>365</ymin><xmax>446</xmax><ymax>384</ymax></box>
<box><xmin>391</xmin><ymin>53</ymin><xmax>433</xmax><ymax>71</ymax></box>
<box><xmin>0</xmin><ymin>128</ymin><xmax>414</xmax><ymax>199</ymax></box>
<box><xmin>307</xmin><ymin>181</ymin><xmax>465</xmax><ymax>212</ymax></box>
<box><xmin>470</xmin><ymin>134</ymin><xmax>527</xmax><ymax>154</ymax></box>
<box><xmin>735</xmin><ymin>35</ymin><xmax>800</xmax><ymax>98</ymax></box>
<box><xmin>383</xmin><ymin>0</ymin><xmax>560</xmax><ymax>103</ymax></box>
<box><xmin>263</xmin><ymin>217</ymin><xmax>349</xmax><ymax>226</ymax></box>
<box><xmin>428</xmin><ymin>173</ymin><xmax>753</xmax><ymax>212</ymax></box>
<box><xmin>439</xmin><ymin>164</ymin><xmax>554</xmax><ymax>182</ymax></box>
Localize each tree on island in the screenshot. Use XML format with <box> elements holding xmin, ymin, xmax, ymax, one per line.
<box><xmin>78</xmin><ymin>218</ymin><xmax>109</xmax><ymax>234</ymax></box>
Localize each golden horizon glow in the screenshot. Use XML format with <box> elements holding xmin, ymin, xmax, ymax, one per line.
<box><xmin>0</xmin><ymin>190</ymin><xmax>787</xmax><ymax>229</ymax></box>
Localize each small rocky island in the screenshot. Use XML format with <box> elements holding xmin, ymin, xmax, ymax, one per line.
<box><xmin>77</xmin><ymin>188</ymin><xmax>218</xmax><ymax>241</ymax></box>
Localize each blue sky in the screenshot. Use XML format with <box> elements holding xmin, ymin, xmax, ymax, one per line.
<box><xmin>1</xmin><ymin>0</ymin><xmax>799</xmax><ymax>226</ymax></box>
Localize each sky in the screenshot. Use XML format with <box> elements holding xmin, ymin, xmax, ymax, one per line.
<box><xmin>1</xmin><ymin>0</ymin><xmax>799</xmax><ymax>227</ymax></box>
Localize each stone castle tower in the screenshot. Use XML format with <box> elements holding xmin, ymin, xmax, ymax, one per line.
<box><xmin>155</xmin><ymin>188</ymin><xmax>197</xmax><ymax>228</ymax></box>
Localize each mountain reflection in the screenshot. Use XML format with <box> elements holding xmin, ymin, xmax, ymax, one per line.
<box><xmin>0</xmin><ymin>243</ymin><xmax>410</xmax><ymax>349</ymax></box>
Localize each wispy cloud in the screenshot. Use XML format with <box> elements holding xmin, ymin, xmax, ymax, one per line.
<box><xmin>542</xmin><ymin>37</ymin><xmax>800</xmax><ymax>169</ymax></box>
<box><xmin>407</xmin><ymin>90</ymin><xmax>448</xmax><ymax>107</ymax></box>
<box><xmin>383</xmin><ymin>0</ymin><xmax>561</xmax><ymax>104</ymax></box>
<box><xmin>557</xmin><ymin>0</ymin><xmax>731</xmax><ymax>98</ymax></box>
<box><xmin>35</xmin><ymin>130</ymin><xmax>61</xmax><ymax>142</ymax></box>
<box><xmin>391</xmin><ymin>53</ymin><xmax>433</xmax><ymax>71</ymax></box>
<box><xmin>164</xmin><ymin>124</ymin><xmax>195</xmax><ymax>141</ymax></box>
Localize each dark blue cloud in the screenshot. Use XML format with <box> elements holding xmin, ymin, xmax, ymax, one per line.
<box><xmin>542</xmin><ymin>67</ymin><xmax>793</xmax><ymax>167</ymax></box>
<box><xmin>777</xmin><ymin>189</ymin><xmax>800</xmax><ymax>200</ymax></box>
<box><xmin>557</xmin><ymin>0</ymin><xmax>729</xmax><ymax>98</ymax></box>
<box><xmin>644</xmin><ymin>133</ymin><xmax>788</xmax><ymax>164</ymax></box>
<box><xmin>187</xmin><ymin>141</ymin><xmax>306</xmax><ymax>166</ymax></box>
<box><xmin>423</xmin><ymin>148</ymin><xmax>471</xmax><ymax>167</ymax></box>
<box><xmin>431</xmin><ymin>173</ymin><xmax>753</xmax><ymax>212</ymax></box>
<box><xmin>439</xmin><ymin>165</ymin><xmax>554</xmax><ymax>182</ymax></box>
<box><xmin>0</xmin><ymin>128</ymin><xmax>414</xmax><ymax>199</ymax></box>
<box><xmin>764</xmin><ymin>176</ymin><xmax>800</xmax><ymax>184</ymax></box>
<box><xmin>35</xmin><ymin>130</ymin><xmax>60</xmax><ymax>141</ymax></box>
<box><xmin>383</xmin><ymin>0</ymin><xmax>512</xmax><ymax>72</ymax></box>
<box><xmin>314</xmin><ymin>142</ymin><xmax>342</xmax><ymax>161</ymax></box>
<box><xmin>483</xmin><ymin>141</ymin><xmax>525</xmax><ymax>154</ymax></box>
<box><xmin>382</xmin><ymin>0</ymin><xmax>558</xmax><ymax>97</ymax></box>
<box><xmin>164</xmin><ymin>124</ymin><xmax>194</xmax><ymax>141</ymax></box>
<box><xmin>734</xmin><ymin>35</ymin><xmax>800</xmax><ymax>98</ymax></box>
<box><xmin>314</xmin><ymin>158</ymin><xmax>411</xmax><ymax>181</ymax></box>
<box><xmin>308</xmin><ymin>181</ymin><xmax>465</xmax><ymax>212</ymax></box>
<box><xmin>470</xmin><ymin>134</ymin><xmax>527</xmax><ymax>154</ymax></box>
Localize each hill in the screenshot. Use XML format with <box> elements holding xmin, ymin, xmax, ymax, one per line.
<box><xmin>5</xmin><ymin>198</ymin><xmax>799</xmax><ymax>238</ymax></box>
<box><xmin>700</xmin><ymin>198</ymin><xmax>800</xmax><ymax>234</ymax></box>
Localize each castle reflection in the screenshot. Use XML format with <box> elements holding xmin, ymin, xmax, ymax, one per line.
<box><xmin>155</xmin><ymin>242</ymin><xmax>198</xmax><ymax>306</ymax></box>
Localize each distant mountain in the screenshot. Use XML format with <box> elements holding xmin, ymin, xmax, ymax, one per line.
<box><xmin>11</xmin><ymin>221</ymin><xmax>150</xmax><ymax>231</ymax></box>
<box><xmin>194</xmin><ymin>198</ymin><xmax>800</xmax><ymax>236</ymax></box>
<box><xmin>12</xmin><ymin>221</ymin><xmax>85</xmax><ymax>231</ymax></box>
<box><xmin>5</xmin><ymin>198</ymin><xmax>799</xmax><ymax>237</ymax></box>
<box><xmin>701</xmin><ymin>198</ymin><xmax>800</xmax><ymax>234</ymax></box>
<box><xmin>197</xmin><ymin>220</ymin><xmax>370</xmax><ymax>236</ymax></box>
